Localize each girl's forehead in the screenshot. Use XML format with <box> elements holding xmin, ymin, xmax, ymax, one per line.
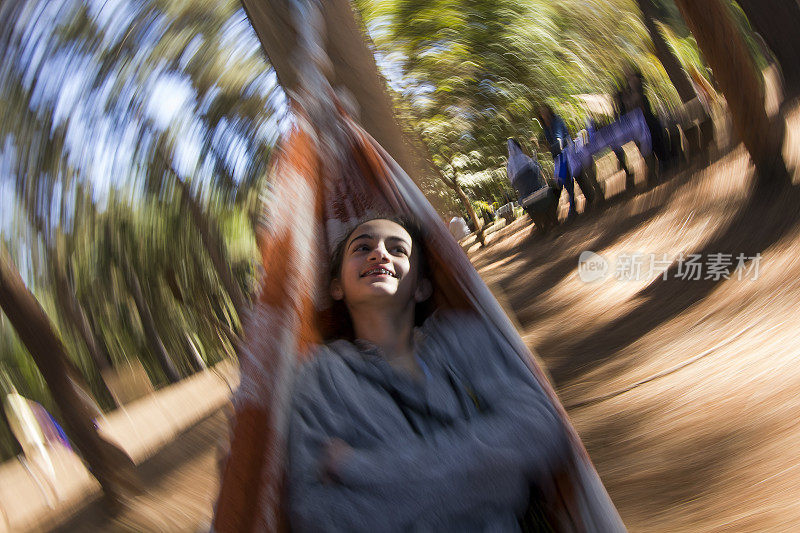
<box><xmin>348</xmin><ymin>219</ymin><xmax>412</xmax><ymax>244</ymax></box>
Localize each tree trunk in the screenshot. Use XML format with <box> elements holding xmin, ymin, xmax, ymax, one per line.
<box><xmin>121</xmin><ymin>261</ymin><xmax>182</xmax><ymax>384</ymax></box>
<box><xmin>443</xmin><ymin>173</ymin><xmax>485</xmax><ymax>246</ymax></box>
<box><xmin>636</xmin><ymin>0</ymin><xmax>697</xmax><ymax>103</ymax></box>
<box><xmin>176</xmin><ymin>177</ymin><xmax>248</xmax><ymax>319</ymax></box>
<box><xmin>241</xmin><ymin>0</ymin><xmax>446</xmax><ymax>212</ymax></box>
<box><xmin>21</xmin><ymin>203</ymin><xmax>116</xmax><ymax>401</ymax></box>
<box><xmin>53</xmin><ymin>266</ymin><xmax>113</xmax><ymax>372</ymax></box>
<box><xmin>736</xmin><ymin>0</ymin><xmax>800</xmax><ymax>100</ymax></box>
<box><xmin>0</xmin><ymin>251</ymin><xmax>139</xmax><ymax>505</ymax></box>
<box><xmin>184</xmin><ymin>332</ymin><xmax>206</xmax><ymax>372</ymax></box>
<box><xmin>674</xmin><ymin>0</ymin><xmax>790</xmax><ymax>190</ymax></box>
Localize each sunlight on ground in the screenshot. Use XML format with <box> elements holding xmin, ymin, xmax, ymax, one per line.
<box><xmin>472</xmin><ymin>106</ymin><xmax>800</xmax><ymax>531</ymax></box>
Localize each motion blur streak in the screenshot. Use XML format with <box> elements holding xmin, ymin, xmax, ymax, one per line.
<box><xmin>1</xmin><ymin>0</ymin><xmax>799</xmax><ymax>530</ymax></box>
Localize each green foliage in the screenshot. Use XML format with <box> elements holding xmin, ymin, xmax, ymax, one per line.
<box><xmin>727</xmin><ymin>1</ymin><xmax>773</xmax><ymax>71</ymax></box>
<box><xmin>358</xmin><ymin>0</ymin><xmax>704</xmax><ymax>208</ymax></box>
<box><xmin>0</xmin><ymin>0</ymin><xmax>277</xmax><ymax>459</ymax></box>
<box><xmin>0</xmin><ymin>0</ymin><xmax>740</xmax><ymax>462</ymax></box>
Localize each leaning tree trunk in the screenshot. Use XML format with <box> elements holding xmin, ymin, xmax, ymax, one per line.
<box><xmin>636</xmin><ymin>0</ymin><xmax>696</xmax><ymax>103</ymax></box>
<box><xmin>442</xmin><ymin>171</ymin><xmax>485</xmax><ymax>246</ymax></box>
<box><xmin>241</xmin><ymin>0</ymin><xmax>447</xmax><ymax>213</ymax></box>
<box><xmin>175</xmin><ymin>177</ymin><xmax>248</xmax><ymax>319</ymax></box>
<box><xmin>53</xmin><ymin>265</ymin><xmax>114</xmax><ymax>372</ymax></box>
<box><xmin>120</xmin><ymin>260</ymin><xmax>182</xmax><ymax>384</ymax></box>
<box><xmin>674</xmin><ymin>0</ymin><xmax>790</xmax><ymax>190</ymax></box>
<box><xmin>736</xmin><ymin>0</ymin><xmax>800</xmax><ymax>101</ymax></box>
<box><xmin>0</xmin><ymin>251</ymin><xmax>139</xmax><ymax>505</ymax></box>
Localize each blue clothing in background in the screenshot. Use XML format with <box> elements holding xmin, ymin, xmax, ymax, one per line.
<box><xmin>542</xmin><ymin>113</ymin><xmax>573</xmax><ymax>197</ymax></box>
<box><xmin>553</xmin><ymin>153</ymin><xmax>570</xmax><ymax>187</ymax></box>
<box><xmin>542</xmin><ymin>114</ymin><xmax>570</xmax><ymax>160</ymax></box>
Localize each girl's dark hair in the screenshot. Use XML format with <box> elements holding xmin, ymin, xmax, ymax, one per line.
<box><xmin>324</xmin><ymin>214</ymin><xmax>434</xmax><ymax>341</ymax></box>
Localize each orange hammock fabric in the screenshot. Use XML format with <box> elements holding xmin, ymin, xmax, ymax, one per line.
<box><xmin>213</xmin><ymin>101</ymin><xmax>624</xmax><ymax>532</ymax></box>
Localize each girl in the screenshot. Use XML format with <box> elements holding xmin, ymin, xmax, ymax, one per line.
<box><xmin>287</xmin><ymin>216</ymin><xmax>568</xmax><ymax>531</ymax></box>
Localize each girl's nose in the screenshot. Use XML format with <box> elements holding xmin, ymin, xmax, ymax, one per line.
<box><xmin>368</xmin><ymin>243</ymin><xmax>390</xmax><ymax>262</ymax></box>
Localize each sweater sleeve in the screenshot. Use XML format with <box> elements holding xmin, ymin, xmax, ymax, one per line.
<box><xmin>287</xmin><ymin>318</ymin><xmax>568</xmax><ymax>530</ymax></box>
<box><xmin>288</xmin><ymin>356</ymin><xmax>436</xmax><ymax>532</ymax></box>
<box><xmin>332</xmin><ymin>314</ymin><xmax>569</xmax><ymax>523</ymax></box>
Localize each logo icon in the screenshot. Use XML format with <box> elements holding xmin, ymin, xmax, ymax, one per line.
<box><xmin>578</xmin><ymin>251</ymin><xmax>609</xmax><ymax>283</ymax></box>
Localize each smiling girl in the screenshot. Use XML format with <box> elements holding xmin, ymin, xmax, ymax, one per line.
<box><xmin>286</xmin><ymin>216</ymin><xmax>568</xmax><ymax>531</ymax></box>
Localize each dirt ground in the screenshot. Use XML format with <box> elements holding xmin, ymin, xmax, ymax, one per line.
<box><xmin>471</xmin><ymin>105</ymin><xmax>800</xmax><ymax>531</ymax></box>
<box><xmin>50</xmin><ymin>411</ymin><xmax>227</xmax><ymax>532</ymax></box>
<box><xmin>56</xmin><ymin>105</ymin><xmax>800</xmax><ymax>532</ymax></box>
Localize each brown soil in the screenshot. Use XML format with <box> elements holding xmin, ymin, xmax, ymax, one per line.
<box><xmin>471</xmin><ymin>107</ymin><xmax>800</xmax><ymax>531</ymax></box>
<box><xmin>50</xmin><ymin>410</ymin><xmax>226</xmax><ymax>532</ymax></box>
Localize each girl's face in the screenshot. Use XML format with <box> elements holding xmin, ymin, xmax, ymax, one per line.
<box><xmin>331</xmin><ymin>219</ymin><xmax>429</xmax><ymax>308</ymax></box>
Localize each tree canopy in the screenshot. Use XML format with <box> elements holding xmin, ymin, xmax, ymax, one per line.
<box><xmin>0</xmin><ymin>0</ymin><xmax>724</xmax><ymax>462</ymax></box>
<box><xmin>356</xmin><ymin>0</ymin><xmax>708</xmax><ymax>210</ymax></box>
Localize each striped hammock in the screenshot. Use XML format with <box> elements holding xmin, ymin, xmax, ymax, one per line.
<box><xmin>212</xmin><ymin>95</ymin><xmax>625</xmax><ymax>532</ymax></box>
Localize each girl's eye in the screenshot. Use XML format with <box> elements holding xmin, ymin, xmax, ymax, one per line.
<box><xmin>392</xmin><ymin>247</ymin><xmax>408</xmax><ymax>255</ymax></box>
<box><xmin>354</xmin><ymin>244</ymin><xmax>370</xmax><ymax>252</ymax></box>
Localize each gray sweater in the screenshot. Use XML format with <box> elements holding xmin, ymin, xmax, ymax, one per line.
<box><xmin>287</xmin><ymin>311</ymin><xmax>568</xmax><ymax>532</ymax></box>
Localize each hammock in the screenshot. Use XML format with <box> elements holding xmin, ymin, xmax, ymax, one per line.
<box><xmin>212</xmin><ymin>98</ymin><xmax>625</xmax><ymax>531</ymax></box>
<box><xmin>213</xmin><ymin>4</ymin><xmax>624</xmax><ymax>530</ymax></box>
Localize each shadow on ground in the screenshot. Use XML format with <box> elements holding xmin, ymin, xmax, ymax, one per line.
<box><xmin>541</xmin><ymin>184</ymin><xmax>800</xmax><ymax>387</ymax></box>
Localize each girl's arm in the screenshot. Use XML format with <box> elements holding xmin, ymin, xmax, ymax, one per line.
<box><xmin>287</xmin><ymin>319</ymin><xmax>568</xmax><ymax>529</ymax></box>
<box><xmin>331</xmin><ymin>338</ymin><xmax>567</xmax><ymax>519</ymax></box>
<box><xmin>287</xmin><ymin>360</ymin><xmax>398</xmax><ymax>532</ymax></box>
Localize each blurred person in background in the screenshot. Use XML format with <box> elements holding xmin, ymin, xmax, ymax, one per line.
<box><xmin>538</xmin><ymin>105</ymin><xmax>570</xmax><ymax>165</ymax></box>
<box><xmin>506</xmin><ymin>138</ymin><xmax>546</xmax><ymax>200</ymax></box>
<box><xmin>286</xmin><ymin>216</ymin><xmax>567</xmax><ymax>531</ymax></box>
<box><xmin>539</xmin><ymin>104</ymin><xmax>579</xmax><ymax>221</ymax></box>
<box><xmin>448</xmin><ymin>215</ymin><xmax>470</xmax><ymax>240</ymax></box>
<box><xmin>626</xmin><ymin>68</ymin><xmax>669</xmax><ymax>172</ymax></box>
<box><xmin>480</xmin><ymin>202</ymin><xmax>496</xmax><ymax>225</ymax></box>
<box><xmin>506</xmin><ymin>137</ymin><xmax>558</xmax><ymax>233</ymax></box>
<box><xmin>539</xmin><ymin>104</ymin><xmax>602</xmax><ymax>219</ymax></box>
